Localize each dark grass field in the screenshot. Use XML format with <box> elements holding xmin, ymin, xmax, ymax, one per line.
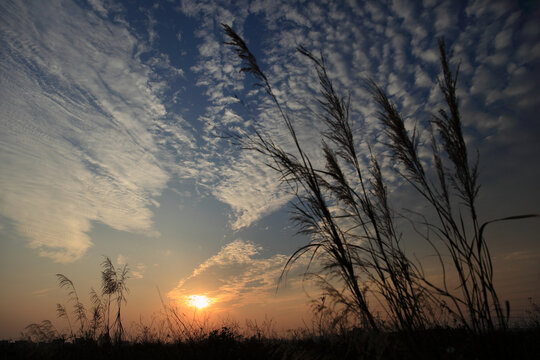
<box><xmin>2</xmin><ymin>328</ymin><xmax>539</xmax><ymax>360</ymax></box>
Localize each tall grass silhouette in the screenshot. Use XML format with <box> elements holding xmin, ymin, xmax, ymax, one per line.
<box><xmin>100</xmin><ymin>257</ymin><xmax>129</xmax><ymax>343</ymax></box>
<box><xmin>23</xmin><ymin>256</ymin><xmax>129</xmax><ymax>344</ymax></box>
<box><xmin>222</xmin><ymin>24</ymin><xmax>538</xmax><ymax>334</ymax></box>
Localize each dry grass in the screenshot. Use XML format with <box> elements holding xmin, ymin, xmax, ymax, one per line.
<box><xmin>22</xmin><ymin>257</ymin><xmax>130</xmax><ymax>345</ymax></box>
<box><xmin>222</xmin><ymin>24</ymin><xmax>538</xmax><ymax>334</ymax></box>
<box><xmin>16</xmin><ymin>256</ymin><xmax>540</xmax><ymax>358</ymax></box>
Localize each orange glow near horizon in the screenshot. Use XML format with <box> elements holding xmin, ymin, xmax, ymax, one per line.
<box><xmin>186</xmin><ymin>295</ymin><xmax>212</xmax><ymax>309</ymax></box>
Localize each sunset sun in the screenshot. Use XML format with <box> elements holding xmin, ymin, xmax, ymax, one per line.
<box><xmin>186</xmin><ymin>295</ymin><xmax>211</xmax><ymax>309</ymax></box>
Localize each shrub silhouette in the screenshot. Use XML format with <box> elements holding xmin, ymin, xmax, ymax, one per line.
<box><xmin>223</xmin><ymin>24</ymin><xmax>537</xmax><ymax>333</ymax></box>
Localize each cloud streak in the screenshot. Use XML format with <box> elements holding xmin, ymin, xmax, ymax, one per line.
<box><xmin>1</xmin><ymin>0</ymin><xmax>538</xmax><ymax>263</ymax></box>
<box><xmin>168</xmin><ymin>239</ymin><xmax>310</xmax><ymax>314</ymax></box>
<box><xmin>0</xmin><ymin>0</ymin><xmax>174</xmax><ymax>262</ymax></box>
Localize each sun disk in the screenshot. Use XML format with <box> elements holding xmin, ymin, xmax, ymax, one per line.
<box><xmin>186</xmin><ymin>295</ymin><xmax>211</xmax><ymax>309</ymax></box>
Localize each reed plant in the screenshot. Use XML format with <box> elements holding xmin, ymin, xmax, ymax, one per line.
<box><xmin>100</xmin><ymin>257</ymin><xmax>129</xmax><ymax>343</ymax></box>
<box><xmin>24</xmin><ymin>256</ymin><xmax>130</xmax><ymax>343</ymax></box>
<box><xmin>56</xmin><ymin>273</ymin><xmax>87</xmax><ymax>338</ymax></box>
<box><xmin>222</xmin><ymin>24</ymin><xmax>537</xmax><ymax>334</ymax></box>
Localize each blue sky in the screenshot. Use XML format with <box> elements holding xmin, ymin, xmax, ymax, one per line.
<box><xmin>1</xmin><ymin>0</ymin><xmax>539</xmax><ymax>339</ymax></box>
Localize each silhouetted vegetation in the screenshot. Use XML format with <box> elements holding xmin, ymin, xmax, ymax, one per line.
<box><xmin>13</xmin><ymin>258</ymin><xmax>538</xmax><ymax>359</ymax></box>
<box><xmin>222</xmin><ymin>23</ymin><xmax>538</xmax><ymax>336</ymax></box>
<box><xmin>5</xmin><ymin>323</ymin><xmax>540</xmax><ymax>359</ymax></box>
<box><xmin>21</xmin><ymin>256</ymin><xmax>129</xmax><ymax>346</ymax></box>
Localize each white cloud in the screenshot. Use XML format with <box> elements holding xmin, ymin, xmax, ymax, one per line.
<box><xmin>212</xmin><ymin>151</ymin><xmax>293</xmax><ymax>230</ymax></box>
<box><xmin>465</xmin><ymin>0</ymin><xmax>511</xmax><ymax>19</ymax></box>
<box><xmin>494</xmin><ymin>28</ymin><xmax>512</xmax><ymax>49</ymax></box>
<box><xmin>414</xmin><ymin>66</ymin><xmax>433</xmax><ymax>88</ymax></box>
<box><xmin>167</xmin><ymin>0</ymin><xmax>540</xmax><ymax>237</ymax></box>
<box><xmin>87</xmin><ymin>0</ymin><xmax>108</xmax><ymax>17</ymax></box>
<box><xmin>17</xmin><ymin>0</ymin><xmax>534</xmax><ymax>247</ymax></box>
<box><xmin>470</xmin><ymin>65</ymin><xmax>498</xmax><ymax>96</ymax></box>
<box><xmin>0</xmin><ymin>0</ymin><xmax>176</xmax><ymax>262</ymax></box>
<box><xmin>365</xmin><ymin>2</ymin><xmax>386</xmax><ymax>23</ymax></box>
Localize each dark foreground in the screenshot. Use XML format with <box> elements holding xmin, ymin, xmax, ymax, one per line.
<box><xmin>2</xmin><ymin>328</ymin><xmax>539</xmax><ymax>360</ymax></box>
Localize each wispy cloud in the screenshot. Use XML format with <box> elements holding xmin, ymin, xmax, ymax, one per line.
<box><xmin>2</xmin><ymin>0</ymin><xmax>538</xmax><ymax>263</ymax></box>
<box><xmin>211</xmin><ymin>152</ymin><xmax>293</xmax><ymax>230</ymax></box>
<box><xmin>168</xmin><ymin>239</ymin><xmax>310</xmax><ymax>313</ymax></box>
<box><xmin>0</xmin><ymin>0</ymin><xmax>176</xmax><ymax>262</ymax></box>
<box><xmin>117</xmin><ymin>254</ymin><xmax>145</xmax><ymax>278</ymax></box>
<box><xmin>504</xmin><ymin>251</ymin><xmax>540</xmax><ymax>261</ymax></box>
<box><xmin>87</xmin><ymin>0</ymin><xmax>108</xmax><ymax>17</ymax></box>
<box><xmin>32</xmin><ymin>288</ymin><xmax>54</xmax><ymax>297</ymax></box>
<box><xmin>131</xmin><ymin>263</ymin><xmax>147</xmax><ymax>279</ymax></box>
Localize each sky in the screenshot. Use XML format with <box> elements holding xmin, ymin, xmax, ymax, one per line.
<box><xmin>1</xmin><ymin>0</ymin><xmax>539</xmax><ymax>339</ymax></box>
